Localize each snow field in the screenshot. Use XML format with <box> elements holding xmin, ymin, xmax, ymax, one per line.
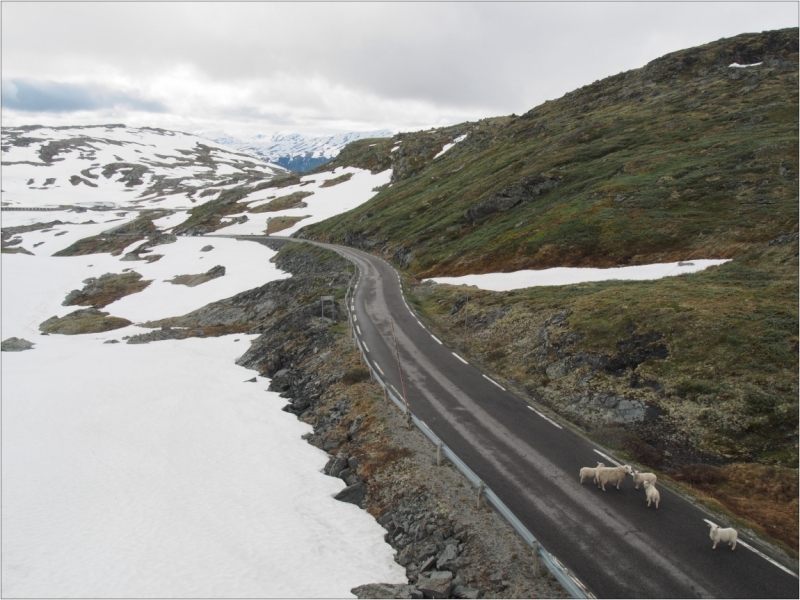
<box><xmin>2</xmin><ymin>333</ymin><xmax>404</xmax><ymax>598</ymax></box>
<box><xmin>1</xmin><ymin>236</ymin><xmax>288</xmax><ymax>328</ymax></box>
<box><xmin>426</xmin><ymin>259</ymin><xmax>731</xmax><ymax>291</ymax></box>
<box><xmin>216</xmin><ymin>166</ymin><xmax>392</xmax><ymax>236</ymax></box>
<box><xmin>1</xmin><ymin>236</ymin><xmax>405</xmax><ymax>597</ymax></box>
<box><xmin>2</xmin><ymin>212</ymin><xmax>140</xmax><ymax>256</ymax></box>
<box><xmin>1</xmin><ymin>126</ymin><xmax>284</xmax><ymax>210</ymax></box>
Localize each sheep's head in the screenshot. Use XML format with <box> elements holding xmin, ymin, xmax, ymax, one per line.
<box><xmin>708</xmin><ymin>523</ymin><xmax>719</xmax><ymax>533</ymax></box>
<box><xmin>596</xmin><ymin>462</ymin><xmax>605</xmax><ymax>468</ymax></box>
<box><xmin>624</xmin><ymin>465</ymin><xmax>633</xmax><ymax>475</ymax></box>
<box><xmin>643</xmin><ymin>480</ymin><xmax>651</xmax><ymax>489</ymax></box>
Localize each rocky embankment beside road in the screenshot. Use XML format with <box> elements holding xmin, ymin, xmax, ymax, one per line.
<box><xmin>227</xmin><ymin>241</ymin><xmax>566</xmax><ymax>599</ymax></box>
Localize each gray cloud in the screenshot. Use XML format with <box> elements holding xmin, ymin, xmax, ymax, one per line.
<box><xmin>2</xmin><ymin>79</ymin><xmax>165</xmax><ymax>113</ymax></box>
<box><xmin>1</xmin><ymin>2</ymin><xmax>797</xmax><ymax>133</ymax></box>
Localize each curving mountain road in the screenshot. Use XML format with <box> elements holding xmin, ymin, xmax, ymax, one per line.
<box><xmin>241</xmin><ymin>235</ymin><xmax>799</xmax><ymax>598</ymax></box>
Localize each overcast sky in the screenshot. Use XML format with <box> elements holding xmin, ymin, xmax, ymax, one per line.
<box><xmin>2</xmin><ymin>2</ymin><xmax>797</xmax><ymax>137</ymax></box>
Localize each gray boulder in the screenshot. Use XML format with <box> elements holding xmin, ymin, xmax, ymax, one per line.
<box><xmin>1</xmin><ymin>337</ymin><xmax>34</xmax><ymax>352</ymax></box>
<box><xmin>417</xmin><ymin>571</ymin><xmax>453</xmax><ymax>599</ymax></box>
<box><xmin>334</xmin><ymin>482</ymin><xmax>367</xmax><ymax>507</ymax></box>
<box><xmin>436</xmin><ymin>544</ymin><xmax>459</xmax><ymax>570</ymax></box>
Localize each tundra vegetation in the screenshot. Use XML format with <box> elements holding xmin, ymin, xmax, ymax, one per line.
<box><xmin>300</xmin><ymin>29</ymin><xmax>799</xmax><ymax>553</ymax></box>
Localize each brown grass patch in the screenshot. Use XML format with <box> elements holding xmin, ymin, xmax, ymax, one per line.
<box><xmin>342</xmin><ymin>367</ymin><xmax>371</xmax><ymax>385</ymax></box>
<box><xmin>319</xmin><ymin>172</ymin><xmax>353</xmax><ymax>188</ymax></box>
<box><xmin>265</xmin><ymin>215</ymin><xmax>309</xmax><ymax>234</ymax></box>
<box><xmin>249</xmin><ymin>191</ymin><xmax>313</xmax><ymax>213</ymax></box>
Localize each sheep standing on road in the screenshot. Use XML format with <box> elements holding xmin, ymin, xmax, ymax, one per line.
<box><xmin>643</xmin><ymin>480</ymin><xmax>660</xmax><ymax>509</ymax></box>
<box><xmin>708</xmin><ymin>523</ymin><xmax>738</xmax><ymax>550</ymax></box>
<box><xmin>596</xmin><ymin>464</ymin><xmax>633</xmax><ymax>491</ymax></box>
<box><xmin>579</xmin><ymin>462</ymin><xmax>605</xmax><ymax>485</ymax></box>
<box><xmin>631</xmin><ymin>469</ymin><xmax>657</xmax><ymax>490</ymax></box>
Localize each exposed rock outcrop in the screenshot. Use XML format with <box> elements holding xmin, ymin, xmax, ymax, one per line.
<box><xmin>168</xmin><ymin>265</ymin><xmax>225</xmax><ymax>287</ymax></box>
<box><xmin>62</xmin><ymin>271</ymin><xmax>151</xmax><ymax>308</ymax></box>
<box><xmin>40</xmin><ymin>308</ymin><xmax>131</xmax><ymax>335</ymax></box>
<box><xmin>465</xmin><ymin>173</ymin><xmax>561</xmax><ymax>222</ymax></box>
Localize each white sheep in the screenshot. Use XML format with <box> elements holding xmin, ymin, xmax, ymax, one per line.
<box><xmin>579</xmin><ymin>462</ymin><xmax>605</xmax><ymax>485</ymax></box>
<box><xmin>708</xmin><ymin>522</ymin><xmax>738</xmax><ymax>550</ymax></box>
<box><xmin>643</xmin><ymin>480</ymin><xmax>660</xmax><ymax>509</ymax></box>
<box><xmin>631</xmin><ymin>469</ymin><xmax>657</xmax><ymax>490</ymax></box>
<box><xmin>596</xmin><ymin>464</ymin><xmax>633</xmax><ymax>491</ymax></box>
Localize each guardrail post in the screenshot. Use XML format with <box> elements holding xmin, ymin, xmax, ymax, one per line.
<box><xmin>436</xmin><ymin>441</ymin><xmax>442</xmax><ymax>466</ymax></box>
<box><xmin>477</xmin><ymin>481</ymin><xmax>485</xmax><ymax>509</ymax></box>
<box><xmin>532</xmin><ymin>541</ymin><xmax>540</xmax><ymax>578</ymax></box>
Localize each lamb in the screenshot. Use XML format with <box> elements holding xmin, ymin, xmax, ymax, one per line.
<box><xmin>708</xmin><ymin>522</ymin><xmax>738</xmax><ymax>550</ymax></box>
<box><xmin>596</xmin><ymin>464</ymin><xmax>633</xmax><ymax>491</ymax></box>
<box><xmin>631</xmin><ymin>469</ymin><xmax>657</xmax><ymax>490</ymax></box>
<box><xmin>643</xmin><ymin>480</ymin><xmax>660</xmax><ymax>509</ymax></box>
<box><xmin>579</xmin><ymin>462</ymin><xmax>605</xmax><ymax>485</ymax></box>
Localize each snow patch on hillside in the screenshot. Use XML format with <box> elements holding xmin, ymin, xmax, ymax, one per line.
<box><xmin>216</xmin><ymin>166</ymin><xmax>391</xmax><ymax>237</ymax></box>
<box><xmin>427</xmin><ymin>260</ymin><xmax>731</xmax><ymax>291</ymax></box>
<box><xmin>434</xmin><ymin>133</ymin><xmax>468</xmax><ymax>159</ymax></box>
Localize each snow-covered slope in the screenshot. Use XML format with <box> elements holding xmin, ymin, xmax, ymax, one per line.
<box><xmin>201</xmin><ymin>130</ymin><xmax>393</xmax><ymax>172</ymax></box>
<box><xmin>1</xmin><ymin>127</ymin><xmax>403</xmax><ymax>597</ymax></box>
<box><xmin>1</xmin><ymin>124</ymin><xmax>288</xmax><ymax>210</ymax></box>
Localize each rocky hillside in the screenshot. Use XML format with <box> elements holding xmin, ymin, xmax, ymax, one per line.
<box><xmin>298</xmin><ymin>29</ymin><xmax>799</xmax><ymax>553</ymax></box>
<box><xmin>302</xmin><ymin>28</ymin><xmax>798</xmax><ymax>277</ymax></box>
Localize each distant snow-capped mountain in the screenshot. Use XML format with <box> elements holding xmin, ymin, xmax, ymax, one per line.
<box><xmin>200</xmin><ymin>130</ymin><xmax>393</xmax><ymax>172</ymax></box>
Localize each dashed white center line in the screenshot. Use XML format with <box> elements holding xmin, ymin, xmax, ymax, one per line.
<box><xmin>452</xmin><ymin>352</ymin><xmax>468</xmax><ymax>364</ymax></box>
<box><xmin>363</xmin><ymin>342</ymin><xmax>370</xmax><ymax>353</ymax></box>
<box><xmin>483</xmin><ymin>374</ymin><xmax>506</xmax><ymax>391</ymax></box>
<box><xmin>430</xmin><ymin>334</ymin><xmax>442</xmax><ymax>344</ymax></box>
<box><xmin>593</xmin><ymin>449</ymin><xmax>622</xmax><ymax>467</ymax></box>
<box><xmin>374</xmin><ymin>363</ymin><xmax>384</xmax><ymax>375</ymax></box>
<box><xmin>527</xmin><ymin>406</ymin><xmax>563</xmax><ymax>429</ymax></box>
<box><xmin>702</xmin><ymin>519</ymin><xmax>798</xmax><ymax>578</ymax></box>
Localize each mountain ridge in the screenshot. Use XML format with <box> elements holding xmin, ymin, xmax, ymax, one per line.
<box><xmin>200</xmin><ymin>130</ymin><xmax>393</xmax><ymax>172</ymax></box>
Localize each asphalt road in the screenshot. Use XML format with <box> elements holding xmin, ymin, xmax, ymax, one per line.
<box><xmin>243</xmin><ymin>236</ymin><xmax>799</xmax><ymax>599</ymax></box>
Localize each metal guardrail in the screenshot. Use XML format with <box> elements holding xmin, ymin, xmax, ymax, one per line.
<box><xmin>341</xmin><ymin>262</ymin><xmax>592</xmax><ymax>599</ymax></box>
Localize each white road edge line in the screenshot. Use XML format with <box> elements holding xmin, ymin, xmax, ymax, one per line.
<box><xmin>353</xmin><ymin>315</ymin><xmax>357</xmax><ymax>322</ymax></box>
<box><xmin>702</xmin><ymin>519</ymin><xmax>799</xmax><ymax>578</ymax></box>
<box><xmin>452</xmin><ymin>352</ymin><xmax>468</xmax><ymax>364</ymax></box>
<box><xmin>483</xmin><ymin>374</ymin><xmax>506</xmax><ymax>391</ymax></box>
<box><xmin>375</xmin><ymin>363</ymin><xmax>384</xmax><ymax>375</ymax></box>
<box><xmin>356</xmin><ymin>325</ymin><xmax>362</xmax><ymax>335</ymax></box>
<box><xmin>593</xmin><ymin>449</ymin><xmax>622</xmax><ymax>467</ymax></box>
<box><xmin>431</xmin><ymin>335</ymin><xmax>443</xmax><ymax>344</ymax></box>
<box><xmin>389</xmin><ymin>384</ymin><xmax>400</xmax><ymax>396</ymax></box>
<box><xmin>363</xmin><ymin>342</ymin><xmax>370</xmax><ymax>353</ymax></box>
<box><xmin>527</xmin><ymin>406</ymin><xmax>563</xmax><ymax>429</ymax></box>
<box><xmin>416</xmin><ymin>319</ymin><xmax>424</xmax><ymax>328</ymax></box>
